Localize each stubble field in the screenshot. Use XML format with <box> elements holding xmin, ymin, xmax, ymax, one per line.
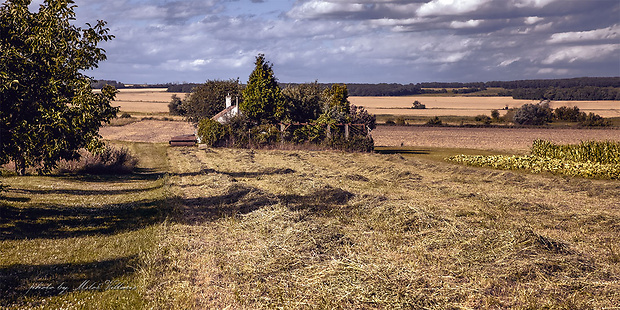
<box><xmin>350</xmin><ymin>96</ymin><xmax>620</xmax><ymax>118</ymax></box>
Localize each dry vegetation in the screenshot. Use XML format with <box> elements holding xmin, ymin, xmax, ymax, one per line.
<box><xmin>147</xmin><ymin>147</ymin><xmax>620</xmax><ymax>309</ymax></box>
<box><xmin>372</xmin><ymin>126</ymin><xmax>620</xmax><ymax>151</ymax></box>
<box><xmin>110</xmin><ymin>88</ymin><xmax>185</xmax><ymax>114</ymax></box>
<box><xmin>350</xmin><ymin>96</ymin><xmax>620</xmax><ymax>118</ymax></box>
<box><xmin>99</xmin><ymin>120</ymin><xmax>195</xmax><ymax>143</ymax></box>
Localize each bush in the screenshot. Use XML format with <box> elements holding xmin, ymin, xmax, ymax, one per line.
<box><xmin>474</xmin><ymin>115</ymin><xmax>492</xmax><ymax>124</ymax></box>
<box><xmin>426</xmin><ymin>116</ymin><xmax>442</xmax><ymax>126</ymax></box>
<box><xmin>395</xmin><ymin>117</ymin><xmax>406</xmax><ymax>125</ymax></box>
<box><xmin>57</xmin><ymin>146</ymin><xmax>139</xmax><ymax>175</ymax></box>
<box><xmin>198</xmin><ymin>118</ymin><xmax>227</xmax><ymax>147</ymax></box>
<box><xmin>168</xmin><ymin>94</ymin><xmax>185</xmax><ymax>116</ymax></box>
<box><xmin>513</xmin><ymin>102</ymin><xmax>553</xmax><ymax>125</ymax></box>
<box><xmin>250</xmin><ymin>124</ymin><xmax>280</xmax><ymax>147</ymax></box>
<box><xmin>120</xmin><ymin>112</ymin><xmax>132</xmax><ymax>118</ymax></box>
<box><xmin>491</xmin><ymin>109</ymin><xmax>500</xmax><ymax>120</ymax></box>
<box><xmin>385</xmin><ymin>119</ymin><xmax>396</xmax><ymax>125</ymax></box>
<box><xmin>580</xmin><ymin>113</ymin><xmax>611</xmax><ymax>127</ymax></box>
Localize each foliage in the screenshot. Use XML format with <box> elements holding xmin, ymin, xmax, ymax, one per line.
<box><xmin>491</xmin><ymin>109</ymin><xmax>500</xmax><ymax>120</ymax></box>
<box><xmin>531</xmin><ymin>139</ymin><xmax>620</xmax><ymax>165</ymax></box>
<box><xmin>426</xmin><ymin>116</ymin><xmax>443</xmax><ymax>126</ymax></box>
<box><xmin>448</xmin><ymin>139</ymin><xmax>620</xmax><ymax>179</ymax></box>
<box><xmin>56</xmin><ymin>145</ymin><xmax>139</xmax><ymax>175</ymax></box>
<box><xmin>580</xmin><ymin>112</ymin><xmax>611</xmax><ymax>127</ymax></box>
<box><xmin>198</xmin><ymin>118</ymin><xmax>226</xmax><ymax>147</ymax></box>
<box><xmin>512</xmin><ymin>102</ymin><xmax>553</xmax><ymax>125</ymax></box>
<box><xmin>241</xmin><ymin>54</ymin><xmax>285</xmax><ymax>124</ymax></box>
<box><xmin>474</xmin><ymin>115</ymin><xmax>492</xmax><ymax>124</ymax></box>
<box><xmin>554</xmin><ymin>106</ymin><xmax>583</xmax><ymax>122</ymax></box>
<box><xmin>321</xmin><ymin>84</ymin><xmax>350</xmax><ymax>116</ymax></box>
<box><xmin>348</xmin><ymin>104</ymin><xmax>376</xmax><ymax>130</ymax></box>
<box><xmin>0</xmin><ymin>0</ymin><xmax>117</xmax><ymax>175</ymax></box>
<box><xmin>282</xmin><ymin>82</ymin><xmax>323</xmax><ymax>123</ymax></box>
<box><xmin>120</xmin><ymin>112</ymin><xmax>132</xmax><ymax>118</ymax></box>
<box><xmin>168</xmin><ymin>94</ymin><xmax>185</xmax><ymax>116</ymax></box>
<box><xmin>447</xmin><ymin>154</ymin><xmax>620</xmax><ymax>180</ymax></box>
<box><xmin>249</xmin><ymin>124</ymin><xmax>280</xmax><ymax>147</ymax></box>
<box><xmin>182</xmin><ymin>79</ymin><xmax>241</xmax><ymax>123</ymax></box>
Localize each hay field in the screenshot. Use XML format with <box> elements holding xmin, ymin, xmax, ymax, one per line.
<box><xmin>111</xmin><ymin>88</ymin><xmax>185</xmax><ymax>114</ymax></box>
<box><xmin>350</xmin><ymin>96</ymin><xmax>620</xmax><ymax>117</ymax></box>
<box><xmin>146</xmin><ymin>147</ymin><xmax>620</xmax><ymax>309</ymax></box>
<box><xmin>372</xmin><ymin>126</ymin><xmax>620</xmax><ymax>151</ymax></box>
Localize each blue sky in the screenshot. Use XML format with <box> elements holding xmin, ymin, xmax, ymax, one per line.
<box><xmin>27</xmin><ymin>0</ymin><xmax>620</xmax><ymax>84</ymax></box>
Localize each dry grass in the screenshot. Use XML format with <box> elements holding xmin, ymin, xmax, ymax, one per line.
<box><xmin>99</xmin><ymin>120</ymin><xmax>196</xmax><ymax>143</ymax></box>
<box><xmin>109</xmin><ymin>88</ymin><xmax>186</xmax><ymax>114</ymax></box>
<box><xmin>372</xmin><ymin>125</ymin><xmax>620</xmax><ymax>151</ymax></box>
<box><xmin>148</xmin><ymin>147</ymin><xmax>620</xmax><ymax>309</ymax></box>
<box><xmin>350</xmin><ymin>96</ymin><xmax>620</xmax><ymax>118</ymax></box>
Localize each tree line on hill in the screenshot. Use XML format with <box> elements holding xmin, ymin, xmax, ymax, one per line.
<box><xmin>163</xmin><ymin>77</ymin><xmax>620</xmax><ymax>100</ymax></box>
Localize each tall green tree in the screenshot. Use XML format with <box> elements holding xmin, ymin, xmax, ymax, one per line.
<box><xmin>182</xmin><ymin>78</ymin><xmax>241</xmax><ymax>124</ymax></box>
<box><xmin>240</xmin><ymin>54</ymin><xmax>285</xmax><ymax>124</ymax></box>
<box><xmin>282</xmin><ymin>81</ymin><xmax>323</xmax><ymax>123</ymax></box>
<box><xmin>0</xmin><ymin>0</ymin><xmax>117</xmax><ymax>175</ymax></box>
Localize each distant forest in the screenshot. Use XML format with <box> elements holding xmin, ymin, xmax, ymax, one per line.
<box><xmin>93</xmin><ymin>77</ymin><xmax>620</xmax><ymax>100</ymax></box>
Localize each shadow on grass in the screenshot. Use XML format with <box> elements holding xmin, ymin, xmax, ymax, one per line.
<box><xmin>174</xmin><ymin>167</ymin><xmax>295</xmax><ymax>178</ymax></box>
<box><xmin>0</xmin><ymin>198</ymin><xmax>170</xmax><ymax>240</ymax></box>
<box><xmin>180</xmin><ymin>184</ymin><xmax>354</xmax><ymax>223</ymax></box>
<box><xmin>374</xmin><ymin>148</ymin><xmax>431</xmax><ymax>155</ymax></box>
<box><xmin>0</xmin><ymin>255</ymin><xmax>137</xmax><ymax>307</ymax></box>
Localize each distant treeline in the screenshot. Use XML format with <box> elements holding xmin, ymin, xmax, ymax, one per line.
<box><xmin>98</xmin><ymin>77</ymin><xmax>620</xmax><ymax>100</ymax></box>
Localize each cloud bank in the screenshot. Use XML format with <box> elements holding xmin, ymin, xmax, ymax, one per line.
<box><xmin>28</xmin><ymin>0</ymin><xmax>620</xmax><ymax>83</ymax></box>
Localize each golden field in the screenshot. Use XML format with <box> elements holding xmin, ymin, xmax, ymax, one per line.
<box><xmin>349</xmin><ymin>96</ymin><xmax>620</xmax><ymax>117</ymax></box>
<box><xmin>111</xmin><ymin>88</ymin><xmax>184</xmax><ymax>114</ymax></box>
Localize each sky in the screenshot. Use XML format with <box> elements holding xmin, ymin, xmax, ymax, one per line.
<box><xmin>26</xmin><ymin>0</ymin><xmax>620</xmax><ymax>84</ymax></box>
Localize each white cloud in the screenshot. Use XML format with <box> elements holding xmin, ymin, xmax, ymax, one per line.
<box><xmin>287</xmin><ymin>0</ymin><xmax>365</xmax><ymax>19</ymax></box>
<box><xmin>499</xmin><ymin>57</ymin><xmax>520</xmax><ymax>67</ymax></box>
<box><xmin>542</xmin><ymin>44</ymin><xmax>619</xmax><ymax>64</ymax></box>
<box><xmin>524</xmin><ymin>16</ymin><xmax>543</xmax><ymax>25</ymax></box>
<box><xmin>513</xmin><ymin>0</ymin><xmax>557</xmax><ymax>8</ymax></box>
<box><xmin>548</xmin><ymin>25</ymin><xmax>620</xmax><ymax>44</ymax></box>
<box><xmin>417</xmin><ymin>0</ymin><xmax>490</xmax><ymax>17</ymax></box>
<box><xmin>450</xmin><ymin>19</ymin><xmax>482</xmax><ymax>29</ymax></box>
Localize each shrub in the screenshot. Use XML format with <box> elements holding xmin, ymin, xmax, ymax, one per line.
<box><xmin>580</xmin><ymin>113</ymin><xmax>611</xmax><ymax>127</ymax></box>
<box><xmin>395</xmin><ymin>117</ymin><xmax>406</xmax><ymax>125</ymax></box>
<box><xmin>426</xmin><ymin>116</ymin><xmax>442</xmax><ymax>126</ymax></box>
<box><xmin>120</xmin><ymin>112</ymin><xmax>132</xmax><ymax>118</ymax></box>
<box><xmin>531</xmin><ymin>139</ymin><xmax>619</xmax><ymax>165</ymax></box>
<box><xmin>57</xmin><ymin>146</ymin><xmax>139</xmax><ymax>175</ymax></box>
<box><xmin>249</xmin><ymin>124</ymin><xmax>280</xmax><ymax>147</ymax></box>
<box><xmin>385</xmin><ymin>119</ymin><xmax>396</xmax><ymax>125</ymax></box>
<box><xmin>198</xmin><ymin>118</ymin><xmax>227</xmax><ymax>147</ymax></box>
<box><xmin>491</xmin><ymin>109</ymin><xmax>500</xmax><ymax>120</ymax></box>
<box><xmin>554</xmin><ymin>106</ymin><xmax>584</xmax><ymax>122</ymax></box>
<box><xmin>168</xmin><ymin>94</ymin><xmax>186</xmax><ymax>116</ymax></box>
<box><xmin>475</xmin><ymin>115</ymin><xmax>492</xmax><ymax>124</ymax></box>
<box><xmin>513</xmin><ymin>102</ymin><xmax>553</xmax><ymax>125</ymax></box>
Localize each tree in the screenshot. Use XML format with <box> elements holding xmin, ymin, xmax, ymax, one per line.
<box><xmin>0</xmin><ymin>0</ymin><xmax>117</xmax><ymax>175</ymax></box>
<box><xmin>168</xmin><ymin>94</ymin><xmax>185</xmax><ymax>116</ymax></box>
<box><xmin>512</xmin><ymin>102</ymin><xmax>553</xmax><ymax>125</ymax></box>
<box><xmin>240</xmin><ymin>54</ymin><xmax>285</xmax><ymax>124</ymax></box>
<box><xmin>282</xmin><ymin>82</ymin><xmax>323</xmax><ymax>123</ymax></box>
<box><xmin>182</xmin><ymin>79</ymin><xmax>241</xmax><ymax>123</ymax></box>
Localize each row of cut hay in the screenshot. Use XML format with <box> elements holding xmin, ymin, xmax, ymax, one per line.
<box><xmin>531</xmin><ymin>139</ymin><xmax>620</xmax><ymax>165</ymax></box>
<box><xmin>446</xmin><ymin>154</ymin><xmax>620</xmax><ymax>179</ymax></box>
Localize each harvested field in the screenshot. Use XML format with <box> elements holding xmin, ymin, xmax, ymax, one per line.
<box><xmin>372</xmin><ymin>125</ymin><xmax>620</xmax><ymax>151</ymax></box>
<box><xmin>100</xmin><ymin>120</ymin><xmax>195</xmax><ymax>143</ymax></box>
<box><xmin>109</xmin><ymin>88</ymin><xmax>185</xmax><ymax>114</ymax></box>
<box><xmin>350</xmin><ymin>96</ymin><xmax>620</xmax><ymax>118</ymax></box>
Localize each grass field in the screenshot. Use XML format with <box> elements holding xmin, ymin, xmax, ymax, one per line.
<box><xmin>2</xmin><ymin>139</ymin><xmax>619</xmax><ymax>308</ymax></box>
<box><xmin>0</xmin><ymin>142</ymin><xmax>171</xmax><ymax>309</ymax></box>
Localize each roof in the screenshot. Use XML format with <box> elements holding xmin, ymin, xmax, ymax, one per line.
<box><xmin>212</xmin><ymin>105</ymin><xmax>236</xmax><ymax>123</ymax></box>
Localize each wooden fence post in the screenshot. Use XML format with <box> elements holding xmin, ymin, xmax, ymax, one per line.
<box><xmin>345</xmin><ymin>124</ymin><xmax>349</xmax><ymax>139</ymax></box>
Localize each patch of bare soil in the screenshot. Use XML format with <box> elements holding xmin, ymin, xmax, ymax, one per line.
<box><xmin>99</xmin><ymin>120</ymin><xmax>195</xmax><ymax>143</ymax></box>
<box><xmin>373</xmin><ymin>125</ymin><xmax>620</xmax><ymax>151</ymax></box>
